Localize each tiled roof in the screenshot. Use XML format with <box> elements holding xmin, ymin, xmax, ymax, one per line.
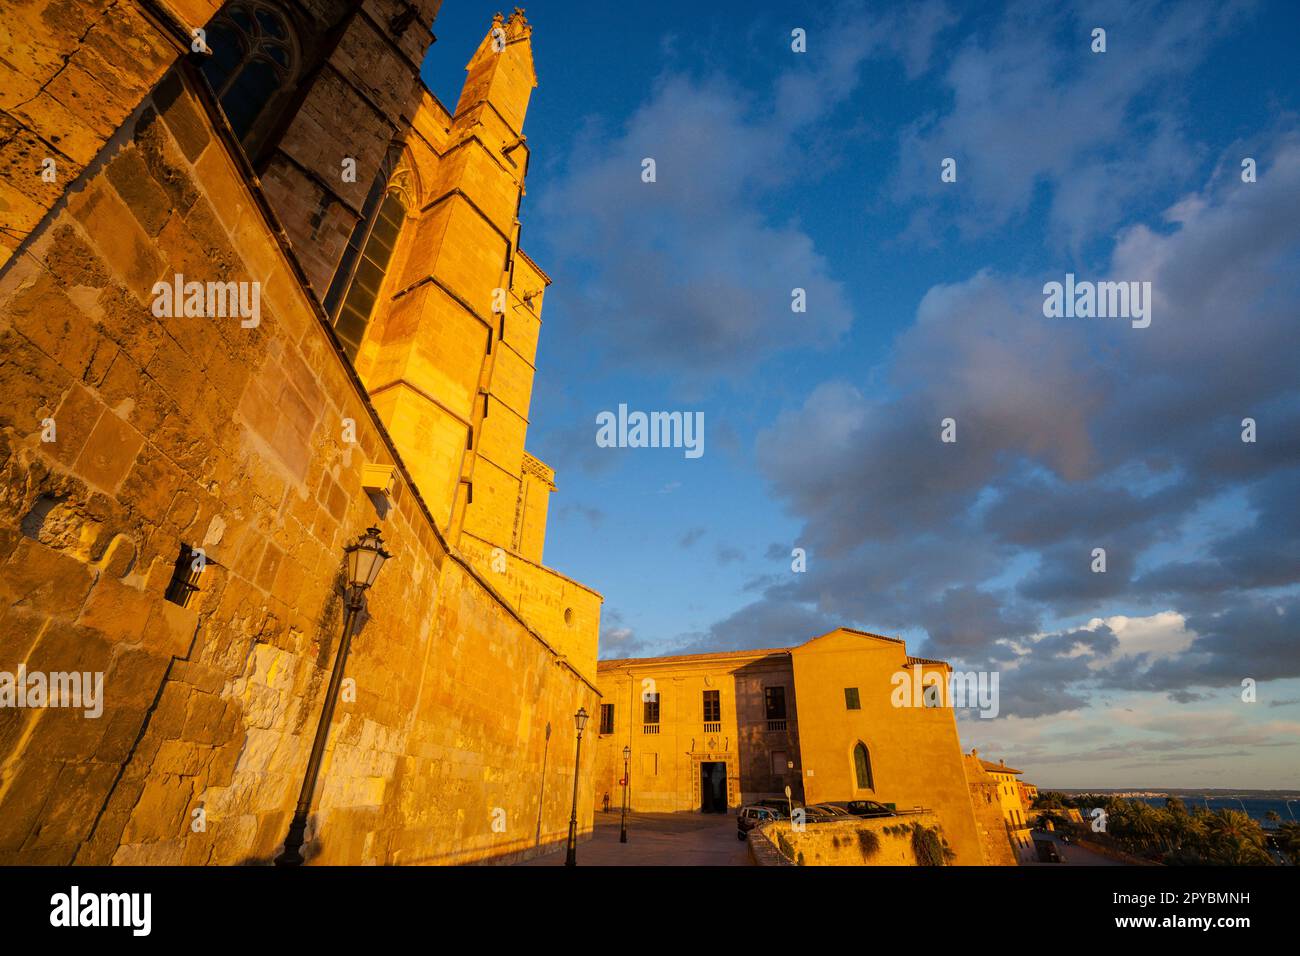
<box><xmin>980</xmin><ymin>759</ymin><xmax>1023</xmax><ymax>775</ymax></box>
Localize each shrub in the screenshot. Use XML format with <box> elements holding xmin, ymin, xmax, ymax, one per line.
<box><xmin>856</xmin><ymin>829</ymin><xmax>881</xmax><ymax>859</ymax></box>
<box><xmin>911</xmin><ymin>823</ymin><xmax>952</xmax><ymax>866</ymax></box>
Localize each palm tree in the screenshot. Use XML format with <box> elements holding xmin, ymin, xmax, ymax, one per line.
<box><xmin>1275</xmin><ymin>822</ymin><xmax>1300</xmax><ymax>866</ymax></box>
<box><xmin>1202</xmin><ymin>810</ymin><xmax>1271</xmax><ymax>865</ymax></box>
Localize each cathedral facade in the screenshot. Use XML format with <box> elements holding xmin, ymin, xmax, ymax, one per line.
<box><xmin>0</xmin><ymin>2</ymin><xmax>600</xmax><ymax>864</ymax></box>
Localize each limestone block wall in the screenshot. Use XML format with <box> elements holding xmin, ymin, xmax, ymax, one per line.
<box><xmin>0</xmin><ymin>65</ymin><xmax>595</xmax><ymax>865</ymax></box>
<box><xmin>963</xmin><ymin>754</ymin><xmax>1019</xmax><ymax>866</ymax></box>
<box><xmin>458</xmin><ymin>531</ymin><xmax>601</xmax><ymax>682</ymax></box>
<box><xmin>1</xmin><ymin>0</ymin><xmax>222</xmax><ymax>268</ymax></box>
<box><xmin>758</xmin><ymin>813</ymin><xmax>944</xmax><ymax>866</ymax></box>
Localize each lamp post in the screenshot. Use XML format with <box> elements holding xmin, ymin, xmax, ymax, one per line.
<box><xmin>564</xmin><ymin>706</ymin><xmax>589</xmax><ymax>866</ymax></box>
<box><xmin>619</xmin><ymin>745</ymin><xmax>631</xmax><ymax>843</ymax></box>
<box><xmin>276</xmin><ymin>526</ymin><xmax>391</xmax><ymax>867</ymax></box>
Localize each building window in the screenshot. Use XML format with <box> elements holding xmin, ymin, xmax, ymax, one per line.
<box><xmin>764</xmin><ymin>686</ymin><xmax>786</xmax><ymax>720</ymax></box>
<box><xmin>199</xmin><ymin>1</ymin><xmax>298</xmax><ymax>150</ymax></box>
<box><xmin>771</xmin><ymin>750</ymin><xmax>787</xmax><ymax>776</ymax></box>
<box><xmin>599</xmin><ymin>703</ymin><xmax>614</xmax><ymax>735</ymax></box>
<box><xmin>853</xmin><ymin>741</ymin><xmax>874</xmax><ymax>790</ymax></box>
<box><xmin>643</xmin><ymin>692</ymin><xmax>660</xmax><ymax>725</ymax></box>
<box><xmin>702</xmin><ymin>689</ymin><xmax>720</xmax><ymax>723</ymax></box>
<box><xmin>844</xmin><ymin>687</ymin><xmax>861</xmax><ymax>710</ymax></box>
<box><xmin>326</xmin><ymin>189</ymin><xmax>406</xmax><ymax>358</ymax></box>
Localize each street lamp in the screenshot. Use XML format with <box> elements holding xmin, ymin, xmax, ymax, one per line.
<box><xmin>619</xmin><ymin>745</ymin><xmax>631</xmax><ymax>843</ymax></box>
<box><xmin>276</xmin><ymin>526</ymin><xmax>391</xmax><ymax>866</ymax></box>
<box><xmin>564</xmin><ymin>706</ymin><xmax>589</xmax><ymax>866</ymax></box>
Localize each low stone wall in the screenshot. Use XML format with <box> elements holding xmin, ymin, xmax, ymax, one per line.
<box><xmin>753</xmin><ymin>813</ymin><xmax>949</xmax><ymax>866</ymax></box>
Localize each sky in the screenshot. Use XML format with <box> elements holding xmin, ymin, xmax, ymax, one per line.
<box><xmin>421</xmin><ymin>1</ymin><xmax>1300</xmax><ymax>790</ymax></box>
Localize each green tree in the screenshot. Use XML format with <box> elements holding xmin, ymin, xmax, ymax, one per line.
<box><xmin>1201</xmin><ymin>810</ymin><xmax>1271</xmax><ymax>865</ymax></box>
<box><xmin>1274</xmin><ymin>822</ymin><xmax>1300</xmax><ymax>866</ymax></box>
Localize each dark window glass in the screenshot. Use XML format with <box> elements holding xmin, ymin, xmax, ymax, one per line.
<box><xmin>702</xmin><ymin>690</ymin><xmax>720</xmax><ymax>723</ymax></box>
<box><xmin>844</xmin><ymin>687</ymin><xmax>860</xmax><ymax>710</ymax></box>
<box><xmin>764</xmin><ymin>686</ymin><xmax>786</xmax><ymax>720</ymax></box>
<box><xmin>220</xmin><ymin>58</ymin><xmax>278</xmax><ymax>140</ymax></box>
<box><xmin>853</xmin><ymin>742</ymin><xmax>873</xmax><ymax>790</ymax></box>
<box><xmin>643</xmin><ymin>693</ymin><xmax>660</xmax><ymax>724</ymax></box>
<box><xmin>197</xmin><ymin>1</ymin><xmax>296</xmax><ymax>149</ymax></box>
<box><xmin>599</xmin><ymin>703</ymin><xmax>614</xmax><ymax>735</ymax></box>
<box><xmin>332</xmin><ymin>192</ymin><xmax>406</xmax><ymax>358</ymax></box>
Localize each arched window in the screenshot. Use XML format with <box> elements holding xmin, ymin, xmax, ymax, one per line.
<box><xmin>853</xmin><ymin>742</ymin><xmax>874</xmax><ymax>790</ymax></box>
<box><xmin>324</xmin><ymin>146</ymin><xmax>414</xmax><ymax>359</ymax></box>
<box><xmin>199</xmin><ymin>1</ymin><xmax>298</xmax><ymax>147</ymax></box>
<box><xmin>329</xmin><ymin>191</ymin><xmax>405</xmax><ymax>358</ymax></box>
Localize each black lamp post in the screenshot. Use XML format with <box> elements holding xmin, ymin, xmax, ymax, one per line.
<box><xmin>564</xmin><ymin>706</ymin><xmax>589</xmax><ymax>866</ymax></box>
<box><xmin>276</xmin><ymin>526</ymin><xmax>391</xmax><ymax>867</ymax></box>
<box><xmin>619</xmin><ymin>745</ymin><xmax>631</xmax><ymax>843</ymax></box>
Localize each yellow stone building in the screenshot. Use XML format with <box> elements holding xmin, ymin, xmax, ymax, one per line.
<box><xmin>974</xmin><ymin>752</ymin><xmax>1034</xmax><ymax>854</ymax></box>
<box><xmin>594</xmin><ymin>629</ymin><xmax>993</xmax><ymax>865</ymax></box>
<box><xmin>0</xmin><ymin>2</ymin><xmax>601</xmax><ymax>865</ymax></box>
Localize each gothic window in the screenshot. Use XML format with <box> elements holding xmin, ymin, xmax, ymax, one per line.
<box><xmin>329</xmin><ymin>191</ymin><xmax>405</xmax><ymax>358</ymax></box>
<box><xmin>199</xmin><ymin>1</ymin><xmax>298</xmax><ymax>148</ymax></box>
<box><xmin>324</xmin><ymin>146</ymin><xmax>413</xmax><ymax>359</ymax></box>
<box><xmin>853</xmin><ymin>742</ymin><xmax>874</xmax><ymax>790</ymax></box>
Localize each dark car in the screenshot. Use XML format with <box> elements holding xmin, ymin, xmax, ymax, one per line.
<box><xmin>790</xmin><ymin>804</ymin><xmax>838</xmax><ymax>825</ymax></box>
<box><xmin>842</xmin><ymin>800</ymin><xmax>897</xmax><ymax>818</ymax></box>
<box><xmin>753</xmin><ymin>798</ymin><xmax>793</xmax><ymax>818</ymax></box>
<box><xmin>737</xmin><ymin>805</ymin><xmax>779</xmax><ymax>840</ymax></box>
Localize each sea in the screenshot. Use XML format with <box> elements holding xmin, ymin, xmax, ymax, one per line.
<box><xmin>1125</xmin><ymin>796</ymin><xmax>1296</xmax><ymax>829</ymax></box>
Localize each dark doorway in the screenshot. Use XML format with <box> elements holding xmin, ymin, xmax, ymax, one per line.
<box><xmin>700</xmin><ymin>761</ymin><xmax>727</xmax><ymax>813</ymax></box>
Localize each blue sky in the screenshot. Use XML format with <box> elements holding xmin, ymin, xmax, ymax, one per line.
<box><xmin>422</xmin><ymin>1</ymin><xmax>1300</xmax><ymax>788</ymax></box>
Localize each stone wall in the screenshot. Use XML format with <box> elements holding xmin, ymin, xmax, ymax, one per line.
<box><xmin>0</xmin><ymin>63</ymin><xmax>595</xmax><ymax>865</ymax></box>
<box><xmin>756</xmin><ymin>813</ymin><xmax>946</xmax><ymax>867</ymax></box>
<box><xmin>1</xmin><ymin>0</ymin><xmax>221</xmax><ymax>269</ymax></box>
<box><xmin>962</xmin><ymin>752</ymin><xmax>1019</xmax><ymax>866</ymax></box>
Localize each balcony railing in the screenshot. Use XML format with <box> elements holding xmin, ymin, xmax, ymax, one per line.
<box><xmin>643</xmin><ymin>723</ymin><xmax>660</xmax><ymax>734</ymax></box>
<box><xmin>703</xmin><ymin>721</ymin><xmax>721</xmax><ymax>733</ymax></box>
<box><xmin>767</xmin><ymin>719</ymin><xmax>787</xmax><ymax>732</ymax></box>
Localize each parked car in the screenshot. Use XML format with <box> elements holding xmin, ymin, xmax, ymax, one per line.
<box><xmin>752</xmin><ymin>798</ymin><xmax>793</xmax><ymax>818</ymax></box>
<box><xmin>809</xmin><ymin>803</ymin><xmax>852</xmax><ymax>818</ymax></box>
<box><xmin>841</xmin><ymin>800</ymin><xmax>897</xmax><ymax>818</ymax></box>
<box><xmin>737</xmin><ymin>805</ymin><xmax>780</xmax><ymax>840</ymax></box>
<box><xmin>793</xmin><ymin>805</ymin><xmax>839</xmax><ymax>824</ymax></box>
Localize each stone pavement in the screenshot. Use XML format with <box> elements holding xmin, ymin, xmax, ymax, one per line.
<box><xmin>520</xmin><ymin>810</ymin><xmax>752</xmax><ymax>866</ymax></box>
<box><xmin>1018</xmin><ymin>830</ymin><xmax>1124</xmax><ymax>866</ymax></box>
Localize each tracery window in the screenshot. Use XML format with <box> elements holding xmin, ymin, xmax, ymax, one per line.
<box><xmin>199</xmin><ymin>1</ymin><xmax>298</xmax><ymax>146</ymax></box>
